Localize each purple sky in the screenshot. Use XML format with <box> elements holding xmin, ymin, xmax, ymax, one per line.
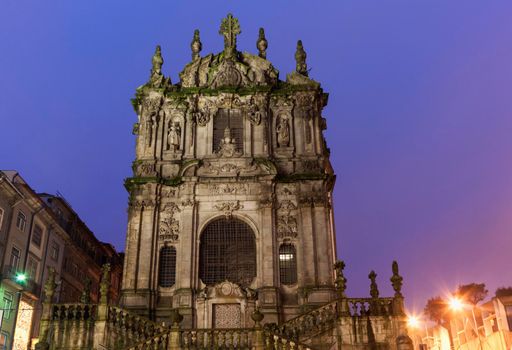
<box><xmin>1</xmin><ymin>1</ymin><xmax>511</xmax><ymax>312</ymax></box>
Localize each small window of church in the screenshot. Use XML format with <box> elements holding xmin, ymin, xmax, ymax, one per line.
<box><xmin>279</xmin><ymin>244</ymin><xmax>297</xmax><ymax>285</ymax></box>
<box><xmin>199</xmin><ymin>218</ymin><xmax>256</xmax><ymax>286</ymax></box>
<box><xmin>158</xmin><ymin>246</ymin><xmax>177</xmax><ymax>288</ymax></box>
<box><xmin>213</xmin><ymin>109</ymin><xmax>243</xmax><ymax>153</ymax></box>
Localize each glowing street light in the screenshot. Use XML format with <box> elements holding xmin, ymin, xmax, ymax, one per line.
<box><xmin>15</xmin><ymin>272</ymin><xmax>27</xmax><ymax>283</ymax></box>
<box><xmin>449</xmin><ymin>296</ymin><xmax>483</xmax><ymax>350</ymax></box>
<box><xmin>407</xmin><ymin>315</ymin><xmax>420</xmax><ymax>329</ymax></box>
<box><xmin>448</xmin><ymin>296</ymin><xmax>464</xmax><ymax>312</ymax></box>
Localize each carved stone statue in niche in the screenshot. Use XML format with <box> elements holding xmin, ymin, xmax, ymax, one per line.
<box><xmin>167</xmin><ymin>122</ymin><xmax>181</xmax><ymax>151</ymax></box>
<box><xmin>276</xmin><ymin>116</ymin><xmax>290</xmax><ymax>147</ymax></box>
<box><xmin>217</xmin><ymin>127</ymin><xmax>241</xmax><ymax>157</ymax></box>
<box><xmin>145</xmin><ymin>113</ymin><xmax>158</xmax><ymax>148</ymax></box>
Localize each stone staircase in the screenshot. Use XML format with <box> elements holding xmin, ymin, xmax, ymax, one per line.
<box><xmin>36</xmin><ymin>262</ymin><xmax>413</xmax><ymax>350</ymax></box>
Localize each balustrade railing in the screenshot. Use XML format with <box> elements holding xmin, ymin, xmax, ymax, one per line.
<box><xmin>180</xmin><ymin>328</ymin><xmax>254</xmax><ymax>349</ymax></box>
<box><xmin>125</xmin><ymin>332</ymin><xmax>172</xmax><ymax>350</ymax></box>
<box><xmin>263</xmin><ymin>331</ymin><xmax>314</xmax><ymax>350</ymax></box>
<box><xmin>346</xmin><ymin>297</ymin><xmax>394</xmax><ymax>317</ymax></box>
<box><xmin>51</xmin><ymin>303</ymin><xmax>97</xmax><ymax>321</ymax></box>
<box><xmin>108</xmin><ymin>306</ymin><xmax>167</xmax><ymax>344</ymax></box>
<box><xmin>268</xmin><ymin>300</ymin><xmax>338</xmax><ymax>341</ymax></box>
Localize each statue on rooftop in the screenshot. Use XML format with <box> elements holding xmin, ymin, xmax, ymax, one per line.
<box><xmin>295</xmin><ymin>40</ymin><xmax>308</xmax><ymax>76</ymax></box>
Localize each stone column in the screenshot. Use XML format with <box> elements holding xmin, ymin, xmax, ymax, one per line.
<box><xmin>94</xmin><ymin>264</ymin><xmax>111</xmax><ymax>349</ymax></box>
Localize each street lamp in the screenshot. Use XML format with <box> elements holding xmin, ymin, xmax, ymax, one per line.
<box><xmin>448</xmin><ymin>295</ymin><xmax>483</xmax><ymax>350</ymax></box>
<box><xmin>15</xmin><ymin>272</ymin><xmax>27</xmax><ymax>283</ymax></box>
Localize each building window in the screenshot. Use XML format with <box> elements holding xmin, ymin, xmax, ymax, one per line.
<box><xmin>9</xmin><ymin>247</ymin><xmax>21</xmax><ymax>271</ymax></box>
<box><xmin>213</xmin><ymin>109</ymin><xmax>243</xmax><ymax>153</ymax></box>
<box><xmin>50</xmin><ymin>241</ymin><xmax>60</xmax><ymax>261</ymax></box>
<box><xmin>2</xmin><ymin>292</ymin><xmax>13</xmax><ymax>320</ymax></box>
<box><xmin>0</xmin><ymin>332</ymin><xmax>8</xmax><ymax>350</ymax></box>
<box><xmin>0</xmin><ymin>207</ymin><xmax>4</xmax><ymax>230</ymax></box>
<box><xmin>27</xmin><ymin>256</ymin><xmax>38</xmax><ymax>280</ymax></box>
<box><xmin>16</xmin><ymin>211</ymin><xmax>26</xmax><ymax>231</ymax></box>
<box><xmin>279</xmin><ymin>244</ymin><xmax>297</xmax><ymax>285</ymax></box>
<box><xmin>199</xmin><ymin>218</ymin><xmax>256</xmax><ymax>286</ymax></box>
<box><xmin>32</xmin><ymin>224</ymin><xmax>43</xmax><ymax>247</ymax></box>
<box><xmin>158</xmin><ymin>246</ymin><xmax>177</xmax><ymax>287</ymax></box>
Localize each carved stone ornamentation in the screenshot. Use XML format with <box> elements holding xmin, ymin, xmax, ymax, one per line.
<box><xmin>277</xmin><ymin>200</ymin><xmax>298</xmax><ymax>238</ymax></box>
<box><xmin>219</xmin><ymin>13</ymin><xmax>241</xmax><ymax>59</ymax></box>
<box><xmin>191</xmin><ymin>29</ymin><xmax>202</xmax><ymax>61</ymax></box>
<box><xmin>214</xmin><ymin>200</ymin><xmax>244</xmax><ymax>218</ymax></box>
<box><xmin>159</xmin><ymin>202</ymin><xmax>181</xmax><ymax>241</ymax></box>
<box><xmin>136</xmin><ymin>162</ymin><xmax>156</xmax><ymax>177</ymax></box>
<box><xmin>209</xmin><ymin>183</ymin><xmax>248</xmax><ymax>195</ymax></box>
<box><xmin>194</xmin><ymin>107</ymin><xmax>210</xmax><ymax>127</ymax></box>
<box><xmin>256</xmin><ymin>28</ymin><xmax>268</xmax><ymax>59</ymax></box>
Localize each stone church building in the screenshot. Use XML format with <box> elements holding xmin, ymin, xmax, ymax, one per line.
<box><xmin>35</xmin><ymin>15</ymin><xmax>413</xmax><ymax>350</ymax></box>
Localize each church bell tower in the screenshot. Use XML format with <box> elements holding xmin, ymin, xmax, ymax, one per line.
<box><xmin>121</xmin><ymin>14</ymin><xmax>338</xmax><ymax>328</ymax></box>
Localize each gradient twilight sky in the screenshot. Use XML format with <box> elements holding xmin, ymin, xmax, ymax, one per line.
<box><xmin>1</xmin><ymin>1</ymin><xmax>511</xmax><ymax>312</ymax></box>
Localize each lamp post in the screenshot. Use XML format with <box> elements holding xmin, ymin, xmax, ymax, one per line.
<box><xmin>449</xmin><ymin>297</ymin><xmax>483</xmax><ymax>350</ymax></box>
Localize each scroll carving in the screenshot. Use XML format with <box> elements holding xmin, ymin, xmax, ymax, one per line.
<box><xmin>214</xmin><ymin>200</ymin><xmax>244</xmax><ymax>218</ymax></box>
<box><xmin>277</xmin><ymin>200</ymin><xmax>298</xmax><ymax>238</ymax></box>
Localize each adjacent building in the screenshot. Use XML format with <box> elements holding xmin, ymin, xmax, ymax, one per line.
<box><xmin>412</xmin><ymin>295</ymin><xmax>512</xmax><ymax>350</ymax></box>
<box><xmin>0</xmin><ymin>171</ymin><xmax>123</xmax><ymax>350</ymax></box>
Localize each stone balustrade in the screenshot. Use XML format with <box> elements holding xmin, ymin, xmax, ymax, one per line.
<box><xmin>266</xmin><ymin>300</ymin><xmax>338</xmax><ymax>341</ymax></box>
<box><xmin>126</xmin><ymin>332</ymin><xmax>172</xmax><ymax>350</ymax></box>
<box><xmin>51</xmin><ymin>303</ymin><xmax>97</xmax><ymax>321</ymax></box>
<box><xmin>107</xmin><ymin>306</ymin><xmax>168</xmax><ymax>346</ymax></box>
<box><xmin>180</xmin><ymin>328</ymin><xmax>254</xmax><ymax>349</ymax></box>
<box><xmin>263</xmin><ymin>332</ymin><xmax>314</xmax><ymax>350</ymax></box>
<box><xmin>346</xmin><ymin>297</ymin><xmax>395</xmax><ymax>317</ymax></box>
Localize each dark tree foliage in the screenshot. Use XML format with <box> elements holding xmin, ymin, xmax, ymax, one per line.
<box><xmin>424</xmin><ymin>296</ymin><xmax>449</xmax><ymax>325</ymax></box>
<box><xmin>456</xmin><ymin>283</ymin><xmax>488</xmax><ymax>305</ymax></box>
<box><xmin>496</xmin><ymin>287</ymin><xmax>512</xmax><ymax>297</ymax></box>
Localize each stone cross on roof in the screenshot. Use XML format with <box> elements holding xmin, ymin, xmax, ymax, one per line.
<box><xmin>219</xmin><ymin>13</ymin><xmax>241</xmax><ymax>58</ymax></box>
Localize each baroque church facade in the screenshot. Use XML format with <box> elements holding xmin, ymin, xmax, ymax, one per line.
<box><xmin>122</xmin><ymin>14</ymin><xmax>337</xmax><ymax>328</ymax></box>
<box><xmin>35</xmin><ymin>15</ymin><xmax>414</xmax><ymax>350</ymax></box>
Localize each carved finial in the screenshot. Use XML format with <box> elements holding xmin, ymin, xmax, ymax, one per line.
<box><xmin>251</xmin><ymin>307</ymin><xmax>264</xmax><ymax>327</ymax></box>
<box><xmin>191</xmin><ymin>29</ymin><xmax>202</xmax><ymax>60</ymax></box>
<box><xmin>334</xmin><ymin>260</ymin><xmax>347</xmax><ymax>298</ymax></box>
<box><xmin>295</xmin><ymin>40</ymin><xmax>308</xmax><ymax>76</ymax></box>
<box><xmin>43</xmin><ymin>268</ymin><xmax>57</xmax><ymax>303</ymax></box>
<box><xmin>390</xmin><ymin>260</ymin><xmax>403</xmax><ymax>298</ymax></box>
<box><xmin>219</xmin><ymin>13</ymin><xmax>241</xmax><ymax>59</ymax></box>
<box><xmin>369</xmin><ymin>270</ymin><xmax>379</xmax><ymax>299</ymax></box>
<box><xmin>99</xmin><ymin>264</ymin><xmax>111</xmax><ymax>305</ymax></box>
<box><xmin>169</xmin><ymin>308</ymin><xmax>184</xmax><ymax>327</ymax></box>
<box><xmin>257</xmin><ymin>28</ymin><xmax>268</xmax><ymax>59</ymax></box>
<box><xmin>80</xmin><ymin>277</ymin><xmax>91</xmax><ymax>304</ymax></box>
<box><xmin>149</xmin><ymin>45</ymin><xmax>169</xmax><ymax>88</ymax></box>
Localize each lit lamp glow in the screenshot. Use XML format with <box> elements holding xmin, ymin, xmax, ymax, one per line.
<box><xmin>449</xmin><ymin>297</ymin><xmax>464</xmax><ymax>311</ymax></box>
<box><xmin>407</xmin><ymin>315</ymin><xmax>420</xmax><ymax>329</ymax></box>
<box><xmin>15</xmin><ymin>273</ymin><xmax>27</xmax><ymax>283</ymax></box>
